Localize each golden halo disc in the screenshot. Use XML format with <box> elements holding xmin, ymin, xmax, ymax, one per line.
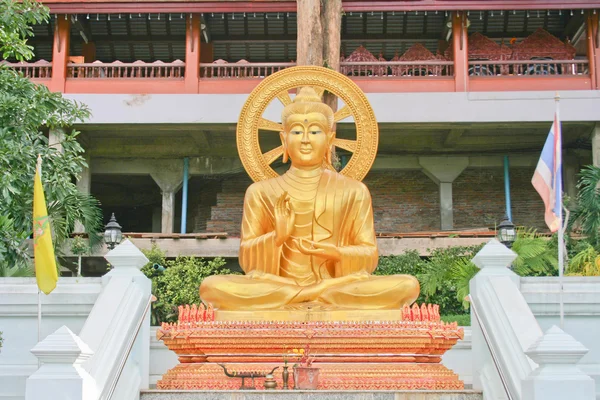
<box><xmin>236</xmin><ymin>66</ymin><xmax>379</xmax><ymax>182</ymax></box>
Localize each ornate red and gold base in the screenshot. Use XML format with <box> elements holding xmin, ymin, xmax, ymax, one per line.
<box><xmin>156</xmin><ymin>303</ymin><xmax>465</xmax><ymax>390</ymax></box>
<box><xmin>157</xmin><ymin>363</ymin><xmax>464</xmax><ymax>390</ymax></box>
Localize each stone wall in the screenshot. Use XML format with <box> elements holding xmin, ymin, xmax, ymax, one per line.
<box><xmin>453</xmin><ymin>167</ymin><xmax>546</xmax><ymax>231</ymax></box>
<box><xmin>205</xmin><ymin>174</ymin><xmax>251</xmax><ymax>235</ymax></box>
<box><xmin>201</xmin><ymin>167</ymin><xmax>546</xmax><ymax>236</ymax></box>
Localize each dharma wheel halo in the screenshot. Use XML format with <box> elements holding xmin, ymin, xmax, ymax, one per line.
<box><xmin>236</xmin><ymin>66</ymin><xmax>379</xmax><ymax>182</ymax></box>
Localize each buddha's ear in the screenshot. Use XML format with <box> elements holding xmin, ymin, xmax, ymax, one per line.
<box><xmin>279</xmin><ymin>131</ymin><xmax>289</xmax><ymax>163</ymax></box>
<box><xmin>328</xmin><ymin>130</ymin><xmax>336</xmax><ymax>146</ymax></box>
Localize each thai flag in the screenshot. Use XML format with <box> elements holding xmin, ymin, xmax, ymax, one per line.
<box><xmin>531</xmin><ymin>111</ymin><xmax>562</xmax><ymax>232</ymax></box>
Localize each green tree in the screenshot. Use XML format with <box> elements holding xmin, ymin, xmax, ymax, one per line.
<box><xmin>0</xmin><ymin>0</ymin><xmax>103</xmax><ymax>270</ymax></box>
<box><xmin>570</xmin><ymin>165</ymin><xmax>600</xmax><ymax>247</ymax></box>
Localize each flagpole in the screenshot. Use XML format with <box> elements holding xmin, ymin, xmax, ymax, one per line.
<box><xmin>36</xmin><ymin>155</ymin><xmax>43</xmax><ymax>367</ymax></box>
<box><xmin>555</xmin><ymin>92</ymin><xmax>565</xmax><ymax>329</ymax></box>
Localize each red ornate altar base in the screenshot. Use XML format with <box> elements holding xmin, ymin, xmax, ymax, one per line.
<box><xmin>156</xmin><ymin>303</ymin><xmax>465</xmax><ymax>390</ymax></box>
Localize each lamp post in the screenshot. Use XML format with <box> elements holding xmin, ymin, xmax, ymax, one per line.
<box><xmin>104</xmin><ymin>213</ymin><xmax>123</xmax><ymax>250</ymax></box>
<box><xmin>497</xmin><ymin>214</ymin><xmax>516</xmax><ymax>249</ymax></box>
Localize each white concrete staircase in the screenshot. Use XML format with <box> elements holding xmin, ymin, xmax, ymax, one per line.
<box><xmin>140</xmin><ymin>390</ymin><xmax>483</xmax><ymax>400</ymax></box>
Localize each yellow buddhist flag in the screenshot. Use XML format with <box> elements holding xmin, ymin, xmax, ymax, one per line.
<box><xmin>33</xmin><ymin>155</ymin><xmax>58</xmax><ymax>295</ymax></box>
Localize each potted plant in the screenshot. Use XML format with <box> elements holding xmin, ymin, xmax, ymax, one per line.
<box><xmin>291</xmin><ymin>344</ymin><xmax>319</xmax><ymax>390</ymax></box>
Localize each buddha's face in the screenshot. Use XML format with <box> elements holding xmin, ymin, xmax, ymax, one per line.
<box><xmin>280</xmin><ymin>112</ymin><xmax>334</xmax><ymax>168</ymax></box>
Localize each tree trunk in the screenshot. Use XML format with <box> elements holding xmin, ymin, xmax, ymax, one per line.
<box><xmin>296</xmin><ymin>0</ymin><xmax>323</xmax><ymax>66</ymax></box>
<box><xmin>297</xmin><ymin>0</ymin><xmax>343</xmax><ymax>168</ymax></box>
<box><xmin>321</xmin><ymin>0</ymin><xmax>342</xmax><ymax>113</ymax></box>
<box><xmin>322</xmin><ymin>0</ymin><xmax>342</xmax><ymax>72</ymax></box>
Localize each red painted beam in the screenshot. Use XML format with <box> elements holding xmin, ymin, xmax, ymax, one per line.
<box><xmin>185</xmin><ymin>14</ymin><xmax>201</xmax><ymax>93</ymax></box>
<box><xmin>341</xmin><ymin>1</ymin><xmax>600</xmax><ymax>12</ymax></box>
<box><xmin>64</xmin><ymin>78</ymin><xmax>186</xmax><ymax>93</ymax></box>
<box><xmin>469</xmin><ymin>76</ymin><xmax>592</xmax><ymax>92</ymax></box>
<box><xmin>49</xmin><ymin>15</ymin><xmax>70</xmax><ymax>92</ymax></box>
<box><xmin>46</xmin><ymin>2</ymin><xmax>296</xmax><ymax>14</ymax></box>
<box><xmin>39</xmin><ymin>75</ymin><xmax>596</xmax><ymax>94</ymax></box>
<box><xmin>44</xmin><ymin>0</ymin><xmax>600</xmax><ymax>14</ymax></box>
<box><xmin>452</xmin><ymin>11</ymin><xmax>468</xmax><ymax>92</ymax></box>
<box><xmin>352</xmin><ymin>77</ymin><xmax>455</xmax><ymax>93</ymax></box>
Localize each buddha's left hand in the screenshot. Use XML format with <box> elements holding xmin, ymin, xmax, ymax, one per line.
<box><xmin>295</xmin><ymin>238</ymin><xmax>341</xmax><ymax>262</ymax></box>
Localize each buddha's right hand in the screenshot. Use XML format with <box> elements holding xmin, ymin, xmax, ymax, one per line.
<box><xmin>274</xmin><ymin>191</ymin><xmax>295</xmax><ymax>246</ymax></box>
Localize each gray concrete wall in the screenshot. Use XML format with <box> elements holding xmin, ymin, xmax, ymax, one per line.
<box><xmin>67</xmin><ymin>91</ymin><xmax>600</xmax><ymax>125</ymax></box>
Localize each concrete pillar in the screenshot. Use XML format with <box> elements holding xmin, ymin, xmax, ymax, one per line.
<box><xmin>592</xmin><ymin>122</ymin><xmax>600</xmax><ymax>167</ymax></box>
<box><xmin>564</xmin><ymin>150</ymin><xmax>579</xmax><ymax>205</ymax></box>
<box><xmin>151</xmin><ymin>171</ymin><xmax>183</xmax><ymax>234</ymax></box>
<box><xmin>49</xmin><ymin>128</ymin><xmax>65</xmax><ymax>153</ymax></box>
<box><xmin>74</xmin><ymin>153</ymin><xmax>91</xmax><ymax>233</ymax></box>
<box><xmin>419</xmin><ymin>156</ymin><xmax>469</xmax><ymax>231</ymax></box>
<box><xmin>152</xmin><ymin>207</ymin><xmax>162</xmax><ymax>233</ymax></box>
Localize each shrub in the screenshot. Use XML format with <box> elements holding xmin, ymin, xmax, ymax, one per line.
<box><xmin>376</xmin><ymin>247</ymin><xmax>479</xmax><ymax>316</ymax></box>
<box><xmin>441</xmin><ymin>314</ymin><xmax>471</xmax><ymax>326</ymax></box>
<box><xmin>418</xmin><ymin>245</ymin><xmax>483</xmax><ymax>314</ymax></box>
<box><xmin>141</xmin><ymin>245</ymin><xmax>237</xmax><ymax>324</ymax></box>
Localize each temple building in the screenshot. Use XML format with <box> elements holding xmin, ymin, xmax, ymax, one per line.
<box><xmin>5</xmin><ymin>0</ymin><xmax>600</xmax><ymax>267</ymax></box>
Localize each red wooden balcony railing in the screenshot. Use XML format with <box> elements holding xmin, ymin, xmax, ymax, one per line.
<box><xmin>3</xmin><ymin>58</ymin><xmax>595</xmax><ymax>93</ymax></box>
<box><xmin>340</xmin><ymin>60</ymin><xmax>454</xmax><ymax>77</ymax></box>
<box><xmin>66</xmin><ymin>60</ymin><xmax>185</xmax><ymax>78</ymax></box>
<box><xmin>199</xmin><ymin>62</ymin><xmax>296</xmax><ymax>78</ymax></box>
<box><xmin>2</xmin><ymin>60</ymin><xmax>52</xmax><ymax>78</ymax></box>
<box><xmin>468</xmin><ymin>59</ymin><xmax>589</xmax><ymax>77</ymax></box>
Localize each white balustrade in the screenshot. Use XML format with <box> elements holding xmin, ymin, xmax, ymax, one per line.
<box><xmin>470</xmin><ymin>239</ymin><xmax>595</xmax><ymax>400</ymax></box>
<box><xmin>25</xmin><ymin>240</ymin><xmax>151</xmax><ymax>400</ymax></box>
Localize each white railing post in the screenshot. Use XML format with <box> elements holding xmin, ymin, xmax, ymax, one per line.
<box><xmin>25</xmin><ymin>326</ymin><xmax>98</xmax><ymax>400</ymax></box>
<box><xmin>470</xmin><ymin>239</ymin><xmax>520</xmax><ymax>398</ymax></box>
<box><xmin>522</xmin><ymin>325</ymin><xmax>595</xmax><ymax>399</ymax></box>
<box><xmin>471</xmin><ymin>238</ymin><xmax>547</xmax><ymax>400</ymax></box>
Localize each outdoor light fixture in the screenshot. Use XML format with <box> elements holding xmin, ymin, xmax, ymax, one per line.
<box><xmin>104</xmin><ymin>213</ymin><xmax>123</xmax><ymax>250</ymax></box>
<box><xmin>497</xmin><ymin>215</ymin><xmax>516</xmax><ymax>249</ymax></box>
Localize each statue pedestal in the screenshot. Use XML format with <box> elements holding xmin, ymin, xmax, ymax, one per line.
<box><xmin>156</xmin><ymin>304</ymin><xmax>465</xmax><ymax>390</ymax></box>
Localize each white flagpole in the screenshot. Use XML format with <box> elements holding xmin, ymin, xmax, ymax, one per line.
<box><xmin>36</xmin><ymin>155</ymin><xmax>43</xmax><ymax>367</ymax></box>
<box><xmin>37</xmin><ymin>289</ymin><xmax>42</xmax><ymax>367</ymax></box>
<box><xmin>555</xmin><ymin>92</ymin><xmax>565</xmax><ymax>329</ymax></box>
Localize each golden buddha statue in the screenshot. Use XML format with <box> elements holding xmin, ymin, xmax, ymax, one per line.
<box><xmin>200</xmin><ymin>87</ymin><xmax>419</xmax><ymax>311</ymax></box>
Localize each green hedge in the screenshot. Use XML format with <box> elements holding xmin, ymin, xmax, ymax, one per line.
<box><xmin>375</xmin><ymin>246</ymin><xmax>483</xmax><ymax>318</ymax></box>
<box><xmin>141</xmin><ymin>245</ymin><xmax>238</xmax><ymax>324</ymax></box>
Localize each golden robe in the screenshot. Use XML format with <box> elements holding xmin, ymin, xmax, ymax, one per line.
<box><xmin>200</xmin><ymin>169</ymin><xmax>419</xmax><ymax>310</ymax></box>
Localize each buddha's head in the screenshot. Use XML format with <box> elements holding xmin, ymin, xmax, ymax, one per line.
<box><xmin>280</xmin><ymin>87</ymin><xmax>335</xmax><ymax>168</ymax></box>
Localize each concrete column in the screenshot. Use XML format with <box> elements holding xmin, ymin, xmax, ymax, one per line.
<box><xmin>74</xmin><ymin>153</ymin><xmax>91</xmax><ymax>233</ymax></box>
<box><xmin>152</xmin><ymin>207</ymin><xmax>162</xmax><ymax>233</ymax></box>
<box><xmin>592</xmin><ymin>122</ymin><xmax>600</xmax><ymax>167</ymax></box>
<box><xmin>564</xmin><ymin>150</ymin><xmax>579</xmax><ymax>205</ymax></box>
<box><xmin>151</xmin><ymin>171</ymin><xmax>183</xmax><ymax>234</ymax></box>
<box><xmin>419</xmin><ymin>156</ymin><xmax>469</xmax><ymax>230</ymax></box>
<box><xmin>49</xmin><ymin>128</ymin><xmax>65</xmax><ymax>153</ymax></box>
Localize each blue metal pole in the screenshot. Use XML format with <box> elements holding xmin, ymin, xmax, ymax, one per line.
<box><xmin>181</xmin><ymin>157</ymin><xmax>189</xmax><ymax>233</ymax></box>
<box><xmin>503</xmin><ymin>155</ymin><xmax>512</xmax><ymax>221</ymax></box>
